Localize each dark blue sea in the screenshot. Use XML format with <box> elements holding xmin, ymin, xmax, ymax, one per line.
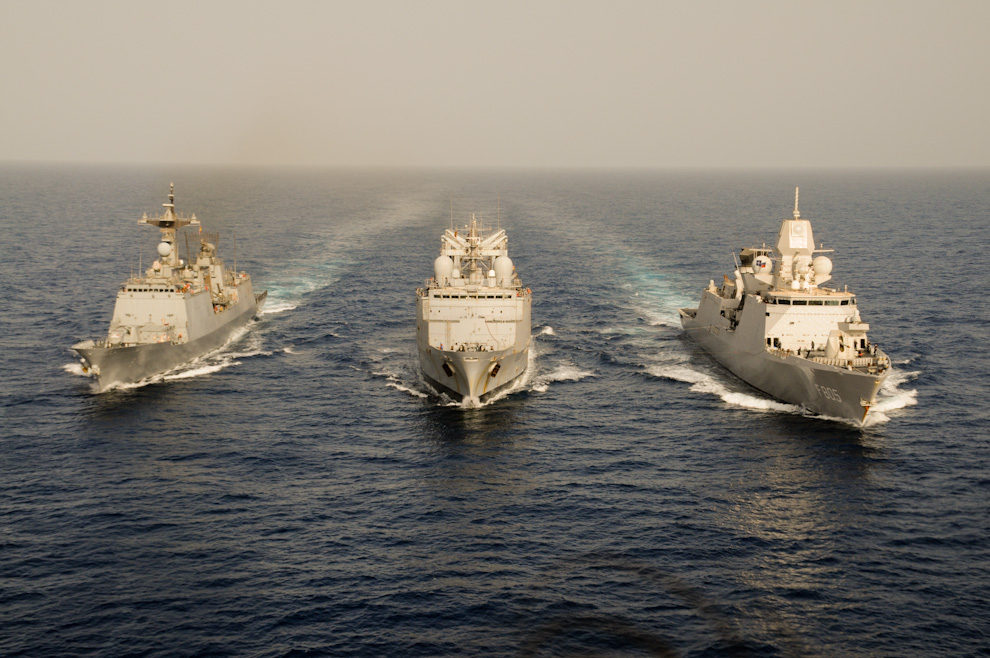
<box><xmin>1</xmin><ymin>166</ymin><xmax>987</xmax><ymax>657</ymax></box>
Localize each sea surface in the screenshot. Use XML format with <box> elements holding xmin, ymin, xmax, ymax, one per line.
<box><xmin>1</xmin><ymin>165</ymin><xmax>987</xmax><ymax>657</ymax></box>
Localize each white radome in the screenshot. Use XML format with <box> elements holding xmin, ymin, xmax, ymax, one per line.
<box><xmin>434</xmin><ymin>255</ymin><xmax>453</xmax><ymax>283</ymax></box>
<box><xmin>813</xmin><ymin>256</ymin><xmax>833</xmax><ymax>277</ymax></box>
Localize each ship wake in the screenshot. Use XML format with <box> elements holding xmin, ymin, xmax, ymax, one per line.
<box><xmin>648</xmin><ymin>361</ymin><xmax>801</xmax><ymax>415</ymax></box>
<box><xmin>871</xmin><ymin>367</ymin><xmax>920</xmax><ymax>413</ymax></box>
<box><xmin>467</xmin><ymin>326</ymin><xmax>596</xmax><ymax>407</ymax></box>
<box><xmin>649</xmin><ymin>353</ymin><xmax>920</xmax><ymax>427</ymax></box>
<box><xmin>260</xmin><ymin>261</ymin><xmax>340</xmax><ymax>316</ymax></box>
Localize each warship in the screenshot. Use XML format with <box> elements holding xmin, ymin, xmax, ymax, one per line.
<box><xmin>416</xmin><ymin>214</ymin><xmax>531</xmax><ymax>404</ymax></box>
<box><xmin>679</xmin><ymin>188</ymin><xmax>890</xmax><ymax>423</ymax></box>
<box><xmin>73</xmin><ymin>185</ymin><xmax>267</xmax><ymax>391</ymax></box>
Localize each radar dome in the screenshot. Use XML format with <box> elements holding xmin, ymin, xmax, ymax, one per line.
<box><xmin>433</xmin><ymin>255</ymin><xmax>453</xmax><ymax>283</ymax></box>
<box><xmin>753</xmin><ymin>255</ymin><xmax>773</xmax><ymax>273</ymax></box>
<box><xmin>813</xmin><ymin>256</ymin><xmax>833</xmax><ymax>277</ymax></box>
<box><xmin>494</xmin><ymin>256</ymin><xmax>514</xmax><ymax>285</ymax></box>
<box><xmin>157</xmin><ymin>242</ymin><xmax>172</xmax><ymax>257</ymax></box>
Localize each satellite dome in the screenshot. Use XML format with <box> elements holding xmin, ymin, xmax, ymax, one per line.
<box><xmin>813</xmin><ymin>256</ymin><xmax>833</xmax><ymax>277</ymax></box>
<box><xmin>157</xmin><ymin>242</ymin><xmax>171</xmax><ymax>257</ymax></box>
<box><xmin>433</xmin><ymin>255</ymin><xmax>453</xmax><ymax>283</ymax></box>
<box><xmin>494</xmin><ymin>256</ymin><xmax>514</xmax><ymax>285</ymax></box>
<box><xmin>753</xmin><ymin>255</ymin><xmax>773</xmax><ymax>273</ymax></box>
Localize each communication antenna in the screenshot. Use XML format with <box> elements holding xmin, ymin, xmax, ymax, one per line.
<box><xmin>449</xmin><ymin>196</ymin><xmax>453</xmax><ymax>231</ymax></box>
<box><xmin>793</xmin><ymin>187</ymin><xmax>801</xmax><ymax>219</ymax></box>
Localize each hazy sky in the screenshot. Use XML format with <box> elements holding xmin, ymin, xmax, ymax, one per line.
<box><xmin>2</xmin><ymin>0</ymin><xmax>988</xmax><ymax>168</ymax></box>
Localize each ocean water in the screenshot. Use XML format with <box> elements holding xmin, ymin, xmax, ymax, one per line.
<box><xmin>1</xmin><ymin>165</ymin><xmax>987</xmax><ymax>657</ymax></box>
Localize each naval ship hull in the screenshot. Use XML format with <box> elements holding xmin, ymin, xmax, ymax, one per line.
<box><xmin>417</xmin><ymin>214</ymin><xmax>532</xmax><ymax>405</ymax></box>
<box><xmin>74</xmin><ymin>292</ymin><xmax>267</xmax><ymax>391</ymax></box>
<box><xmin>417</xmin><ymin>341</ymin><xmax>529</xmax><ymax>404</ymax></box>
<box><xmin>680</xmin><ymin>309</ymin><xmax>884</xmax><ymax>423</ymax></box>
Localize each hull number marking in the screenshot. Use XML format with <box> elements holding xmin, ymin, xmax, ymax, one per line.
<box><xmin>815</xmin><ymin>384</ymin><xmax>842</xmax><ymax>403</ymax></box>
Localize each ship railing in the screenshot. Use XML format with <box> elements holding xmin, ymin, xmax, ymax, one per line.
<box><xmin>417</xmin><ymin>280</ymin><xmax>529</xmax><ymax>298</ymax></box>
<box><xmin>810</xmin><ymin>356</ymin><xmax>876</xmax><ymax>368</ymax></box>
<box><xmin>444</xmin><ymin>342</ymin><xmax>499</xmax><ymax>352</ymax></box>
<box><xmin>767</xmin><ymin>346</ymin><xmax>887</xmax><ymax>371</ymax></box>
<box><xmin>416</xmin><ymin>279</ymin><xmax>436</xmax><ymax>296</ymax></box>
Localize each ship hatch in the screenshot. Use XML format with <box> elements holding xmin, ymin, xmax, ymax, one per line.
<box><xmin>489</xmin><ymin>364</ymin><xmax>500</xmax><ymax>377</ymax></box>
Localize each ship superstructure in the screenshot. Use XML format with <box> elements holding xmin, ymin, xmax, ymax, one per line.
<box><xmin>73</xmin><ymin>184</ymin><xmax>267</xmax><ymax>390</ymax></box>
<box><xmin>416</xmin><ymin>214</ymin><xmax>531</xmax><ymax>404</ymax></box>
<box><xmin>679</xmin><ymin>188</ymin><xmax>890</xmax><ymax>423</ymax></box>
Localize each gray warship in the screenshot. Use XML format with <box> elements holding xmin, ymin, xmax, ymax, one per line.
<box><xmin>416</xmin><ymin>214</ymin><xmax>532</xmax><ymax>404</ymax></box>
<box><xmin>73</xmin><ymin>185</ymin><xmax>267</xmax><ymax>391</ymax></box>
<box><xmin>679</xmin><ymin>188</ymin><xmax>890</xmax><ymax>423</ymax></box>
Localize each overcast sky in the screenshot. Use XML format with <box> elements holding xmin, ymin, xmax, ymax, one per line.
<box><xmin>2</xmin><ymin>0</ymin><xmax>987</xmax><ymax>168</ymax></box>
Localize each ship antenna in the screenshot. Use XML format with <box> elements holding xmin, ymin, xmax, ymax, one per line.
<box><xmin>450</xmin><ymin>196</ymin><xmax>453</xmax><ymax>231</ymax></box>
<box><xmin>793</xmin><ymin>186</ymin><xmax>800</xmax><ymax>219</ymax></box>
<box><xmin>497</xmin><ymin>193</ymin><xmax>501</xmax><ymax>231</ymax></box>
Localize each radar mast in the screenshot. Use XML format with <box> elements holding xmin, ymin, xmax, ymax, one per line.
<box><xmin>138</xmin><ymin>183</ymin><xmax>200</xmax><ymax>268</ymax></box>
